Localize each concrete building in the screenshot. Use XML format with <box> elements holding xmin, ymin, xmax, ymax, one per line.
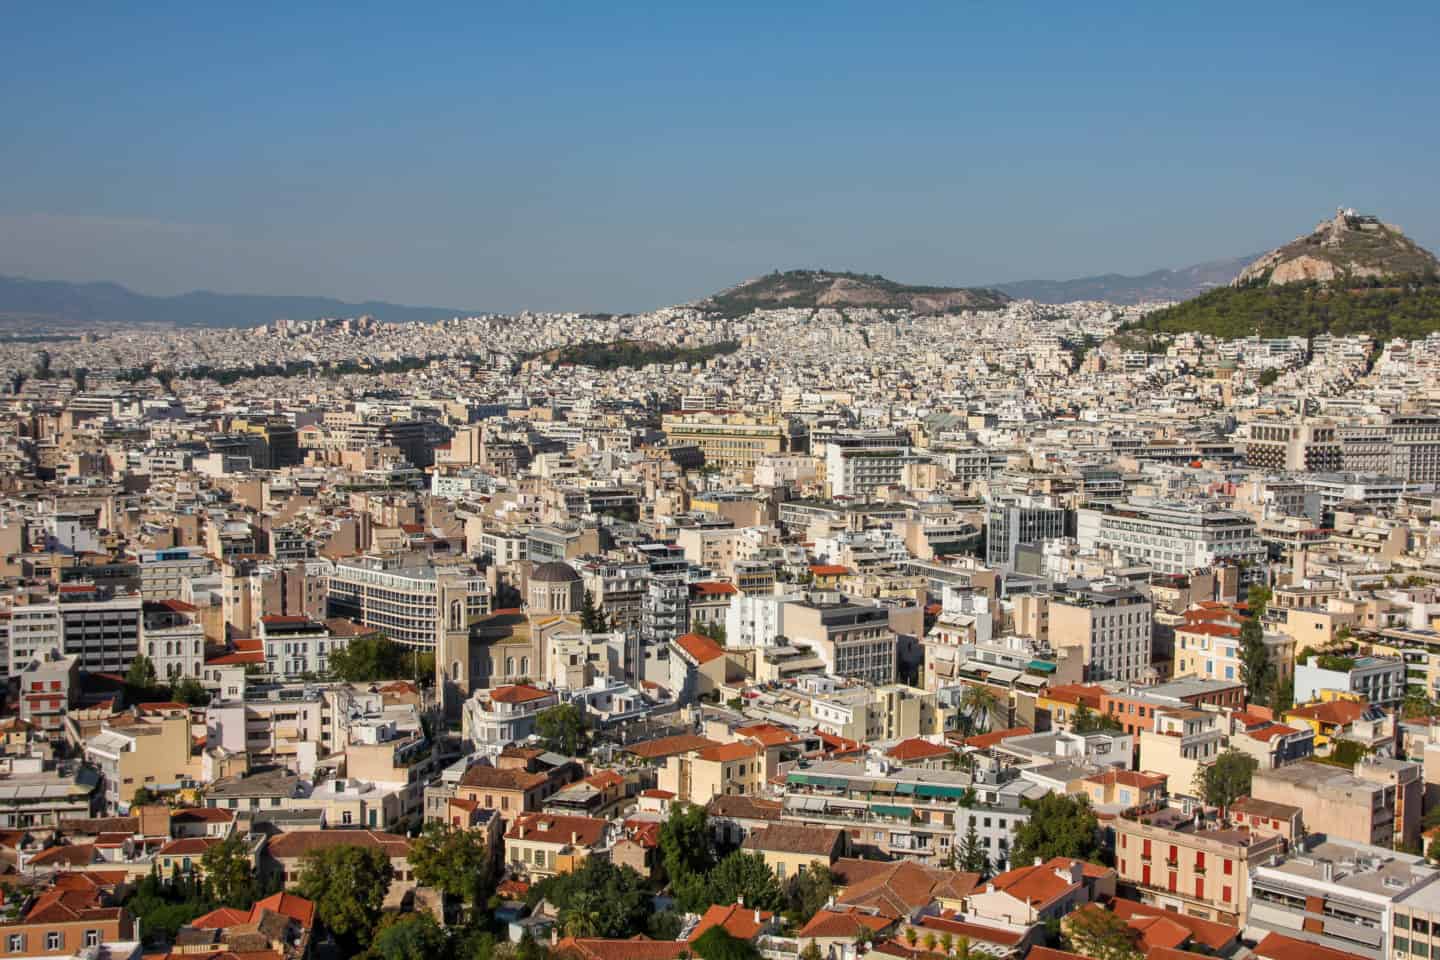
<box><xmin>1252</xmin><ymin>761</ymin><xmax>1414</xmax><ymax>849</ymax></box>
<box><xmin>1082</xmin><ymin>499</ymin><xmax>1265</xmax><ymax>576</ymax></box>
<box><xmin>784</xmin><ymin>596</ymin><xmax>897</xmax><ymax>685</ymax></box>
<box><xmin>1294</xmin><ymin>655</ymin><xmax>1407</xmax><ymax>709</ymax></box>
<box><xmin>1049</xmin><ymin>588</ymin><xmax>1152</xmax><ymax>682</ymax></box>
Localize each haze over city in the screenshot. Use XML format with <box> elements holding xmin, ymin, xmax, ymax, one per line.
<box><xmin>3</xmin><ymin>3</ymin><xmax>1439</xmax><ymax>312</ymax></box>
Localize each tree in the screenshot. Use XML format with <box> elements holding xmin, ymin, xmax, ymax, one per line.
<box><xmin>707</xmin><ymin>851</ymin><xmax>784</xmax><ymax>912</ymax></box>
<box><xmin>410</xmin><ymin>823</ymin><xmax>495</xmax><ymax>910</ymax></box>
<box><xmin>200</xmin><ymin>833</ymin><xmax>255</xmax><ymax>909</ymax></box>
<box><xmin>692</xmin><ymin>927</ymin><xmax>762</xmax><ymax>960</ymax></box>
<box><xmin>528</xmin><ymin>857</ymin><xmax>650</xmax><ymax>939</ymax></box>
<box><xmin>131</xmin><ymin>787</ymin><xmax>159</xmax><ymax>808</ymax></box>
<box><xmin>1071</xmin><ymin>704</ymin><xmax>1121</xmax><ymax>734</ymax></box>
<box><xmin>127</xmin><ymin>655</ymin><xmax>158</xmax><ymax>692</ymax></box>
<box><xmin>1274</xmin><ymin>676</ymin><xmax>1295</xmax><ymax>713</ymax></box>
<box><xmin>534</xmin><ymin>702</ymin><xmax>589</xmax><ymax>756</ymax></box>
<box><xmin>1239</xmin><ymin>617</ymin><xmax>1274</xmax><ymax>708</ymax></box>
<box><xmin>171</xmin><ymin>678</ymin><xmax>211</xmax><ymax>706</ymax></box>
<box><xmin>1194</xmin><ymin>749</ymin><xmax>1257</xmax><ymax>810</ymax></box>
<box><xmin>328</xmin><ymin>635</ymin><xmax>423</xmax><ymax>683</ymax></box>
<box><xmin>802</xmin><ymin>942</ymin><xmax>825</xmax><ymax>960</ymax></box>
<box><xmin>1247</xmin><ymin>584</ymin><xmax>1272</xmax><ymax>617</ymax></box>
<box><xmin>1428</xmin><ymin>837</ymin><xmax>1440</xmax><ymax>863</ymax></box>
<box><xmin>1064</xmin><ymin>905</ymin><xmax>1143</xmax><ymax>960</ymax></box>
<box><xmin>660</xmin><ymin>802</ymin><xmax>719</xmax><ymax>911</ymax></box>
<box><xmin>369</xmin><ymin>912</ymin><xmax>448</xmax><ymax>960</ymax></box>
<box><xmin>959</xmin><ymin>684</ymin><xmax>1002</xmax><ymax>735</ymax></box>
<box><xmin>904</xmin><ymin>928</ymin><xmax>919</xmax><ymax>948</ymax></box>
<box><xmin>580</xmin><ymin>590</ymin><xmax>609</xmax><ymax>633</ymax></box>
<box><xmin>296</xmin><ymin>844</ymin><xmax>393</xmax><ymax>949</ymax></box>
<box><xmin>785</xmin><ymin>862</ymin><xmax>837</xmax><ymax>927</ymax></box>
<box><xmin>923</xmin><ymin>933</ymin><xmax>939</xmax><ymax>953</ymax></box>
<box><xmin>1011</xmin><ymin>793</ymin><xmax>1101</xmax><ymax>867</ymax></box>
<box><xmin>957</xmin><ymin>822</ymin><xmax>990</xmax><ymax>877</ymax></box>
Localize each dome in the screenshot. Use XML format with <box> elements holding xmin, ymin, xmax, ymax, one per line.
<box><xmin>531</xmin><ymin>561</ymin><xmax>581</xmax><ymax>584</ymax></box>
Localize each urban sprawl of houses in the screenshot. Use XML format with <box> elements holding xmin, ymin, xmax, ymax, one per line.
<box><xmin>1</xmin><ymin>297</ymin><xmax>1440</xmax><ymax>960</ymax></box>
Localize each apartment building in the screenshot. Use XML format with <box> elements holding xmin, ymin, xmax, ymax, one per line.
<box><xmin>461</xmin><ymin>684</ymin><xmax>559</xmax><ymax>746</ymax></box>
<box><xmin>1244</xmin><ymin>419</ymin><xmax>1343</xmax><ymax>472</ymax></box>
<box><xmin>807</xmin><ymin>683</ymin><xmax>953</xmax><ymax>743</ymax></box>
<box><xmin>1082</xmin><ymin>499</ymin><xmax>1265</xmax><ymax>576</ymax></box>
<box><xmin>327</xmin><ymin>555</ymin><xmax>489</xmax><ymax>649</ymax></box>
<box><xmin>1114</xmin><ymin>807</ymin><xmax>1284</xmax><ymax>925</ymax></box>
<box><xmin>256</xmin><ymin>615</ymin><xmax>354</xmax><ymax>680</ymax></box>
<box><xmin>784</xmin><ymin>597</ymin><xmax>897</xmax><ymax>685</ymax></box>
<box><xmin>1049</xmin><ymin>588</ymin><xmax>1152</xmax><ymax>682</ymax></box>
<box><xmin>1252</xmin><ymin>762</ymin><xmax>1408</xmax><ymax>849</ymax></box>
<box><xmin>83</xmin><ymin>714</ymin><xmax>196</xmax><ymax>813</ymax></box>
<box><xmin>1137</xmin><ymin>709</ymin><xmax>1223</xmax><ymax>801</ymax></box>
<box><xmin>986</xmin><ymin>497</ymin><xmax>1067</xmax><ymax>570</ymax></box>
<box><xmin>1294</xmin><ymin>655</ymin><xmax>1407</xmax><ymax>709</ymax></box>
<box><xmin>661</xmin><ymin>411</ymin><xmax>794</xmax><ymax>473</ymax></box>
<box><xmin>143</xmin><ymin>599</ymin><xmax>205</xmax><ymax>681</ymax></box>
<box><xmin>1249</xmin><ymin>838</ymin><xmax>1437</xmax><ymax>960</ymax></box>
<box><xmin>659</xmin><ymin>741</ymin><xmax>767</xmax><ymax>805</ymax></box>
<box><xmin>505</xmin><ymin>813</ymin><xmax>609</xmax><ymax>880</ymax></box>
<box><xmin>136</xmin><ymin>546</ymin><xmax>215</xmax><ymax>600</ymax></box>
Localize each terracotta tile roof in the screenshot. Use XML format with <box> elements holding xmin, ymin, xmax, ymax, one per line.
<box><xmin>191</xmin><ymin>907</ymin><xmax>253</xmax><ymax>929</ymax></box>
<box><xmin>886</xmin><ymin>738</ymin><xmax>953</xmax><ymax>761</ymax></box>
<box><xmin>1286</xmin><ymin>701</ymin><xmax>1368</xmax><ymax>725</ymax></box>
<box><xmin>799</xmin><ymin>908</ymin><xmax>894</xmax><ymax>939</ymax></box>
<box><xmin>489</xmin><ymin>684</ymin><xmax>555</xmax><ymax>704</ymax></box>
<box><xmin>808</xmin><ymin>564</ymin><xmax>851</xmax><ymax>576</ymax></box>
<box><xmin>1108</xmin><ymin>898</ymin><xmax>1238</xmax><ymax>951</ymax></box>
<box><xmin>506</xmin><ymin>813</ymin><xmax>607</xmax><ymax>847</ymax></box>
<box><xmin>458</xmin><ymin>764</ymin><xmax>547</xmax><ymax>791</ymax></box>
<box><xmin>624</xmin><ymin>734</ymin><xmax>720</xmax><ymax>760</ymax></box>
<box><xmin>173</xmin><ymin>807</ymin><xmax>236</xmax><ymax>823</ymax></box>
<box><xmin>25</xmin><ymin>888</ymin><xmax>121</xmax><ymax>924</ymax></box>
<box><xmin>834</xmin><ymin>859</ymin><xmax>980</xmax><ymax>918</ymax></box>
<box><xmin>696</xmin><ymin>741</ymin><xmax>764</xmax><ymax>763</ymax></box>
<box><xmin>691</xmin><ymin>582</ymin><xmax>739</xmax><ymax>596</ymax></box>
<box><xmin>157</xmin><ymin>837</ymin><xmax>223</xmax><ymax>857</ymax></box>
<box><xmin>962</xmin><ymin>726</ymin><xmax>1034</xmax><ymax>749</ymax></box>
<box><xmin>914</xmin><ymin>914</ymin><xmax>1025</xmax><ymax>946</ymax></box>
<box><xmin>1246</xmin><ymin>724</ymin><xmax>1303</xmax><ymax>742</ymax></box>
<box><xmin>1083</xmin><ymin>769</ymin><xmax>1167</xmax><ymax>790</ymax></box>
<box><xmin>742</xmin><ymin>824</ymin><xmax>842</xmax><ymax>857</ymax></box>
<box><xmin>986</xmin><ymin>858</ymin><xmax>1101</xmax><ymax>908</ymax></box>
<box><xmin>252</xmin><ymin>891</ymin><xmax>317</xmax><ymax>929</ymax></box>
<box><xmin>640</xmin><ymin>788</ymin><xmax>675</xmax><ymax>799</ymax></box>
<box><xmin>707</xmin><ymin>796</ymin><xmax>783</xmax><ymax>821</ymax></box>
<box><xmin>29</xmin><ymin>844</ymin><xmax>98</xmax><ymax>867</ymax></box>
<box><xmin>265</xmin><ymin>829</ymin><xmax>410</xmax><ymax>861</ymax></box>
<box><xmin>556</xmin><ymin>937</ymin><xmax>691</xmax><ymax>960</ymax></box>
<box><xmin>689</xmin><ymin>902</ymin><xmax>775</xmax><ymax>941</ymax></box>
<box><xmin>674</xmin><ymin>632</ymin><xmax>726</xmax><ymax>665</ymax></box>
<box><xmin>1256</xmin><ymin>932</ymin><xmax>1369</xmax><ymax>960</ymax></box>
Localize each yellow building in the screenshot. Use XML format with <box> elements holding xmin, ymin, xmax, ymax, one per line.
<box><xmin>504</xmin><ymin>813</ymin><xmax>607</xmax><ymax>880</ymax></box>
<box><xmin>740</xmin><ymin>824</ymin><xmax>846</xmax><ymax>882</ymax></box>
<box><xmin>83</xmin><ymin>714</ymin><xmax>197</xmax><ymax>813</ymax></box>
<box><xmin>659</xmin><ymin>741</ymin><xmax>766</xmax><ymax>805</ymax></box>
<box><xmin>661</xmin><ymin>412</ymin><xmax>790</xmax><ymax>474</ymax></box>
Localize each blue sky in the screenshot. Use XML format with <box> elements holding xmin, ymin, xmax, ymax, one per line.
<box><xmin>2</xmin><ymin>2</ymin><xmax>1437</xmax><ymax>313</ymax></box>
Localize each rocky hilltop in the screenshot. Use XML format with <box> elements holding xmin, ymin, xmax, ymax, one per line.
<box><xmin>1123</xmin><ymin>208</ymin><xmax>1440</xmax><ymax>342</ymax></box>
<box><xmin>1234</xmin><ymin>208</ymin><xmax>1440</xmax><ymax>287</ymax></box>
<box><xmin>702</xmin><ymin>270</ymin><xmax>1010</xmax><ymax>317</ymax></box>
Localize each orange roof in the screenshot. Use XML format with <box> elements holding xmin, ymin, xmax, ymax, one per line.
<box><xmin>798</xmin><ymin>908</ymin><xmax>893</xmax><ymax>940</ymax></box>
<box><xmin>625</xmin><ymin>734</ymin><xmax>720</xmax><ymax>759</ymax></box>
<box><xmin>689</xmin><ymin>902</ymin><xmax>775</xmax><ymax>941</ymax></box>
<box><xmin>1083</xmin><ymin>769</ymin><xmax>1167</xmax><ymax>790</ymax></box>
<box><xmin>886</xmin><ymin>738</ymin><xmax>953</xmax><ymax>761</ymax></box>
<box><xmin>674</xmin><ymin>632</ymin><xmax>726</xmax><ymax>665</ymax></box>
<box><xmin>697</xmin><ymin>741</ymin><xmax>764</xmax><ymax>763</ymax></box>
<box><xmin>1108</xmin><ymin>898</ymin><xmax>1238</xmax><ymax>950</ymax></box>
<box><xmin>1246</xmin><ymin>724</ymin><xmax>1302</xmax><ymax>742</ymax></box>
<box><xmin>490</xmin><ymin>684</ymin><xmax>555</xmax><ymax>704</ymax></box>
<box><xmin>1287</xmin><ymin>701</ymin><xmax>1368</xmax><ymax>725</ymax></box>
<box><xmin>962</xmin><ymin>726</ymin><xmax>1033</xmax><ymax>749</ymax></box>
<box><xmin>1256</xmin><ymin>932</ymin><xmax>1369</xmax><ymax>960</ymax></box>
<box><xmin>252</xmin><ymin>891</ymin><xmax>317</xmax><ymax>929</ymax></box>
<box><xmin>987</xmin><ymin>858</ymin><xmax>1100</xmax><ymax>908</ymax></box>
<box><xmin>505</xmin><ymin>813</ymin><xmax>607</xmax><ymax>847</ymax></box>
<box><xmin>556</xmin><ymin>938</ymin><xmax>690</xmax><ymax>960</ymax></box>
<box><xmin>691</xmin><ymin>581</ymin><xmax>739</xmax><ymax>596</ymax></box>
<box><xmin>808</xmin><ymin>564</ymin><xmax>851</xmax><ymax>576</ymax></box>
<box><xmin>191</xmin><ymin>907</ymin><xmax>252</xmax><ymax>929</ymax></box>
<box><xmin>640</xmin><ymin>788</ymin><xmax>675</xmax><ymax>799</ymax></box>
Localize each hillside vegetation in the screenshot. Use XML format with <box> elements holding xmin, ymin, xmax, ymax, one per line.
<box><xmin>1125</xmin><ymin>276</ymin><xmax>1440</xmax><ymax>341</ymax></box>
<box><xmin>524</xmin><ymin>339</ymin><xmax>740</xmax><ymax>370</ymax></box>
<box><xmin>704</xmin><ymin>270</ymin><xmax>1010</xmax><ymax>317</ymax></box>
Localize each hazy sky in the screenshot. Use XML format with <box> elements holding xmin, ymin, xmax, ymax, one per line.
<box><xmin>3</xmin><ymin>3</ymin><xmax>1438</xmax><ymax>313</ymax></box>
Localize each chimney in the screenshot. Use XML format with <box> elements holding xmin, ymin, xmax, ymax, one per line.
<box><xmin>1033</xmin><ymin>856</ymin><xmax>1043</xmax><ymax>867</ymax></box>
<box><xmin>738</xmin><ymin>895</ymin><xmax>745</xmax><ymax>907</ymax></box>
<box><xmin>518</xmin><ymin>823</ymin><xmax>526</xmax><ymax>838</ymax></box>
<box><xmin>754</xmin><ymin>909</ymin><xmax>761</xmax><ymax>924</ymax></box>
<box><xmin>571</xmin><ymin>831</ymin><xmax>579</xmax><ymax>845</ymax></box>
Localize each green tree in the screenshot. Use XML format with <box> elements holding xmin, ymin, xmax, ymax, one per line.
<box><xmin>528</xmin><ymin>857</ymin><xmax>650</xmax><ymax>939</ymax></box>
<box><xmin>1239</xmin><ymin>618</ymin><xmax>1274</xmax><ymax>708</ymax></box>
<box><xmin>200</xmin><ymin>833</ymin><xmax>255</xmax><ymax>909</ymax></box>
<box><xmin>328</xmin><ymin>635</ymin><xmax>427</xmax><ymax>682</ymax></box>
<box><xmin>296</xmin><ymin>844</ymin><xmax>393</xmax><ymax>949</ymax></box>
<box><xmin>959</xmin><ymin>684</ymin><xmax>1002</xmax><ymax>735</ymax></box>
<box><xmin>707</xmin><ymin>851</ymin><xmax>784</xmax><ymax>912</ymax></box>
<box><xmin>534</xmin><ymin>702</ymin><xmax>590</xmax><ymax>756</ymax></box>
<box><xmin>802</xmin><ymin>942</ymin><xmax>825</xmax><ymax>960</ymax></box>
<box><xmin>1063</xmin><ymin>905</ymin><xmax>1143</xmax><ymax>960</ymax></box>
<box><xmin>131</xmin><ymin>786</ymin><xmax>160</xmax><ymax>808</ymax></box>
<box><xmin>957</xmin><ymin>822</ymin><xmax>990</xmax><ymax>877</ymax></box>
<box><xmin>1246</xmin><ymin>584</ymin><xmax>1273</xmax><ymax>617</ymax></box>
<box><xmin>410</xmin><ymin>822</ymin><xmax>495</xmax><ymax>909</ymax></box>
<box><xmin>1194</xmin><ymin>749</ymin><xmax>1257</xmax><ymax>809</ymax></box>
<box><xmin>1274</xmin><ymin>676</ymin><xmax>1295</xmax><ymax>713</ymax></box>
<box><xmin>648</xmin><ymin>910</ymin><xmax>685</xmax><ymax>941</ymax></box>
<box><xmin>784</xmin><ymin>862</ymin><xmax>837</xmax><ymax>927</ymax></box>
<box><xmin>579</xmin><ymin>590</ymin><xmax>609</xmax><ymax>633</ymax></box>
<box><xmin>368</xmin><ymin>913</ymin><xmax>448</xmax><ymax>960</ymax></box>
<box><xmin>1072</xmin><ymin>704</ymin><xmax>1121</xmax><ymax>734</ymax></box>
<box><xmin>692</xmin><ymin>926</ymin><xmax>762</xmax><ymax>960</ymax></box>
<box><xmin>1011</xmin><ymin>793</ymin><xmax>1101</xmax><ymax>866</ymax></box>
<box><xmin>171</xmin><ymin>678</ymin><xmax>211</xmax><ymax>706</ymax></box>
<box><xmin>127</xmin><ymin>655</ymin><xmax>158</xmax><ymax>692</ymax></box>
<box><xmin>1428</xmin><ymin>837</ymin><xmax>1440</xmax><ymax>863</ymax></box>
<box><xmin>660</xmin><ymin>802</ymin><xmax>718</xmax><ymax>911</ymax></box>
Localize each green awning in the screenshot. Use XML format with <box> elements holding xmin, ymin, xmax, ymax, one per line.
<box><xmin>812</xmin><ymin>776</ymin><xmax>851</xmax><ymax>789</ymax></box>
<box><xmin>915</xmin><ymin>784</ymin><xmax>969</xmax><ymax>800</ymax></box>
<box><xmin>1028</xmin><ymin>659</ymin><xmax>1058</xmax><ymax>673</ymax></box>
<box><xmin>871</xmin><ymin>804</ymin><xmax>913</xmax><ymax>819</ymax></box>
<box><xmin>894</xmin><ymin>783</ymin><xmax>916</xmax><ymax>795</ymax></box>
<box><xmin>787</xmin><ymin>773</ymin><xmax>812</xmax><ymax>785</ymax></box>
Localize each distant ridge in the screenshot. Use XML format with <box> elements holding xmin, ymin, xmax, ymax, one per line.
<box><xmin>994</xmin><ymin>256</ymin><xmax>1255</xmax><ymax>305</ymax></box>
<box><xmin>700</xmin><ymin>269</ymin><xmax>1011</xmax><ymax>317</ymax></box>
<box><xmin>0</xmin><ymin>274</ymin><xmax>477</xmax><ymax>330</ymax></box>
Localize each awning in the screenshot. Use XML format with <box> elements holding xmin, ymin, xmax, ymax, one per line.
<box><xmin>871</xmin><ymin>804</ymin><xmax>914</xmax><ymax>819</ymax></box>
<box><xmin>870</xmin><ymin>781</ymin><xmax>897</xmax><ymax>794</ymax></box>
<box><xmin>915</xmin><ymin>784</ymin><xmax>969</xmax><ymax>800</ymax></box>
<box><xmin>789</xmin><ymin>797</ymin><xmax>827</xmax><ymax>813</ymax></box>
<box><xmin>894</xmin><ymin>783</ymin><xmax>916</xmax><ymax>795</ymax></box>
<box><xmin>827</xmin><ymin>798</ymin><xmax>868</xmax><ymax>810</ymax></box>
<box><xmin>1027</xmin><ymin>659</ymin><xmax>1058</xmax><ymax>673</ymax></box>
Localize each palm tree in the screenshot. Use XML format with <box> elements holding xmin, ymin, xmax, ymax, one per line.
<box><xmin>904</xmin><ymin>928</ymin><xmax>919</xmax><ymax>948</ymax></box>
<box><xmin>959</xmin><ymin>683</ymin><xmax>1002</xmax><ymax>734</ymax></box>
<box><xmin>939</xmin><ymin>933</ymin><xmax>954</xmax><ymax>956</ymax></box>
<box><xmin>922</xmin><ymin>933</ymin><xmax>938</xmax><ymax>954</ymax></box>
<box><xmin>562</xmin><ymin>891</ymin><xmax>602</xmax><ymax>938</ymax></box>
<box><xmin>955</xmin><ymin>938</ymin><xmax>972</xmax><ymax>960</ymax></box>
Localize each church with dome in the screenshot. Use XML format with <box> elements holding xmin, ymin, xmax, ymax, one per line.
<box><xmin>436</xmin><ymin>558</ymin><xmax>585</xmax><ymax>719</ymax></box>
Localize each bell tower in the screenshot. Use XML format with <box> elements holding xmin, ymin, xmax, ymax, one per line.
<box><xmin>436</xmin><ymin>574</ymin><xmax>472</xmax><ymax>723</ymax></box>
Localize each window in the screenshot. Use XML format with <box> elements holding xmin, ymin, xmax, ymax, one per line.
<box><xmin>1397</xmin><ymin>940</ymin><xmax>1411</xmax><ymax>955</ymax></box>
<box><xmin>85</xmin><ymin>930</ymin><xmax>100</xmax><ymax>947</ymax></box>
<box><xmin>47</xmin><ymin>933</ymin><xmax>62</xmax><ymax>950</ymax></box>
<box><xmin>1398</xmin><ymin>917</ymin><xmax>1411</xmax><ymax>931</ymax></box>
<box><xmin>8</xmin><ymin>934</ymin><xmax>23</xmax><ymax>951</ymax></box>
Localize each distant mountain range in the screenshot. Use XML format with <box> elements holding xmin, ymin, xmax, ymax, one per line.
<box><xmin>700</xmin><ymin>270</ymin><xmax>1011</xmax><ymax>316</ymax></box>
<box><xmin>992</xmin><ymin>256</ymin><xmax>1255</xmax><ymax>305</ymax></box>
<box><xmin>0</xmin><ymin>274</ymin><xmax>474</xmax><ymax>330</ymax></box>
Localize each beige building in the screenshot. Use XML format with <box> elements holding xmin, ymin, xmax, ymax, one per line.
<box><xmin>1251</xmin><ymin>760</ymin><xmax>1416</xmax><ymax>849</ymax></box>
<box><xmin>1049</xmin><ymin>588</ymin><xmax>1152</xmax><ymax>683</ymax></box>
<box><xmin>659</xmin><ymin>741</ymin><xmax>767</xmax><ymax>805</ymax></box>
<box><xmin>740</xmin><ymin>824</ymin><xmax>846</xmax><ymax>882</ymax></box>
<box><xmin>1114</xmin><ymin>807</ymin><xmax>1284</xmax><ymax>925</ymax></box>
<box><xmin>783</xmin><ymin>597</ymin><xmax>897</xmax><ymax>685</ymax></box>
<box><xmin>1136</xmin><ymin>708</ymin><xmax>1223</xmax><ymax>801</ymax></box>
<box><xmin>504</xmin><ymin>813</ymin><xmax>608</xmax><ymax>880</ymax></box>
<box><xmin>660</xmin><ymin>412</ymin><xmax>790</xmax><ymax>474</ymax></box>
<box><xmin>83</xmin><ymin>714</ymin><xmax>196</xmax><ymax>813</ymax></box>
